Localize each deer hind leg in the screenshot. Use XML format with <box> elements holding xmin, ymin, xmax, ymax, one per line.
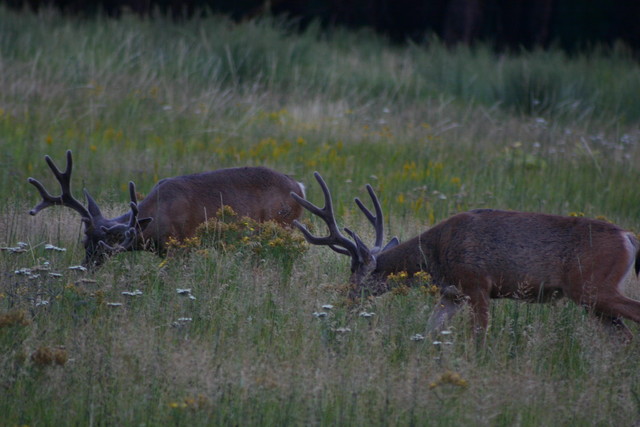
<box><xmin>574</xmin><ymin>279</ymin><xmax>640</xmax><ymax>340</ymax></box>
<box><xmin>589</xmin><ymin>292</ymin><xmax>640</xmax><ymax>339</ymax></box>
<box><xmin>593</xmin><ymin>314</ymin><xmax>633</xmax><ymax>342</ymax></box>
<box><xmin>568</xmin><ymin>251</ymin><xmax>640</xmax><ymax>339</ymax></box>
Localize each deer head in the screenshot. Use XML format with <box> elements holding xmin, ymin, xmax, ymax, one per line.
<box><xmin>293</xmin><ymin>172</ymin><xmax>640</xmax><ymax>341</ymax></box>
<box><xmin>290</xmin><ymin>172</ymin><xmax>399</xmax><ymax>295</ymax></box>
<box><xmin>28</xmin><ymin>150</ymin><xmax>152</xmax><ymax>266</ymax></box>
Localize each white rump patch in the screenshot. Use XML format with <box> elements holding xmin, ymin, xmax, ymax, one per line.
<box><xmin>297</xmin><ymin>181</ymin><xmax>306</xmax><ymax>198</ymax></box>
<box><xmin>620</xmin><ymin>232</ymin><xmax>639</xmax><ymax>292</ymax></box>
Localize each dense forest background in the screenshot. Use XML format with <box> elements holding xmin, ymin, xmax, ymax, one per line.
<box><xmin>4</xmin><ymin>0</ymin><xmax>640</xmax><ymax>52</ymax></box>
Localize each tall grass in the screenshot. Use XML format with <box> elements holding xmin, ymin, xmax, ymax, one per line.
<box><xmin>2</xmin><ymin>6</ymin><xmax>640</xmax><ymax>426</ymax></box>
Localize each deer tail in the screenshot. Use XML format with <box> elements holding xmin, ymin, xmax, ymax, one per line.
<box><xmin>632</xmin><ymin>234</ymin><xmax>640</xmax><ymax>276</ymax></box>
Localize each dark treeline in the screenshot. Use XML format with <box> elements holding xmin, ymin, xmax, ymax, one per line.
<box><xmin>4</xmin><ymin>0</ymin><xmax>640</xmax><ymax>52</ymax></box>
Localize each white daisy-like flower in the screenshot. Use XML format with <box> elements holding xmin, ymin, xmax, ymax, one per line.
<box><xmin>410</xmin><ymin>334</ymin><xmax>425</xmax><ymax>341</ymax></box>
<box><xmin>1</xmin><ymin>245</ymin><xmax>27</xmax><ymax>253</ymax></box>
<box><xmin>321</xmin><ymin>304</ymin><xmax>334</xmax><ymax>310</ymax></box>
<box><xmin>122</xmin><ymin>290</ymin><xmax>143</xmax><ymax>297</ymax></box>
<box><xmin>312</xmin><ymin>311</ymin><xmax>328</xmax><ymax>318</ymax></box>
<box><xmin>359</xmin><ymin>311</ymin><xmax>375</xmax><ymax>318</ymax></box>
<box><xmin>44</xmin><ymin>244</ymin><xmax>66</xmax><ymax>252</ymax></box>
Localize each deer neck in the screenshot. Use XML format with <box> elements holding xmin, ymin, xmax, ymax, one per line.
<box><xmin>349</xmin><ymin>235</ymin><xmax>431</xmax><ymax>298</ymax></box>
<box><xmin>374</xmin><ymin>235</ymin><xmax>429</xmax><ymax>277</ymax></box>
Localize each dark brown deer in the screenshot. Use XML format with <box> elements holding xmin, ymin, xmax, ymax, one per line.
<box><xmin>291</xmin><ymin>172</ymin><xmax>640</xmax><ymax>340</ymax></box>
<box><xmin>28</xmin><ymin>150</ymin><xmax>305</xmax><ymax>266</ymax></box>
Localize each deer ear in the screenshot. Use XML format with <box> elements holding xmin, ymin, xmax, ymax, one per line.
<box><xmin>381</xmin><ymin>237</ymin><xmax>399</xmax><ymax>252</ymax></box>
<box><xmin>102</xmin><ymin>224</ymin><xmax>129</xmax><ymax>234</ymax></box>
<box><xmin>84</xmin><ymin>189</ymin><xmax>103</xmax><ymax>219</ymax></box>
<box><xmin>137</xmin><ymin>217</ymin><xmax>153</xmax><ymax>232</ymax></box>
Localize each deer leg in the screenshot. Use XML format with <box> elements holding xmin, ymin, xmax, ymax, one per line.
<box><xmin>591</xmin><ymin>292</ymin><xmax>640</xmax><ymax>340</ymax></box>
<box><xmin>456</xmin><ymin>276</ymin><xmax>492</xmax><ymax>334</ymax></box>
<box><xmin>593</xmin><ymin>314</ymin><xmax>633</xmax><ymax>342</ymax></box>
<box><xmin>426</xmin><ymin>286</ymin><xmax>465</xmax><ymax>333</ymax></box>
<box><xmin>466</xmin><ymin>287</ymin><xmax>490</xmax><ymax>335</ymax></box>
<box><xmin>574</xmin><ymin>285</ymin><xmax>640</xmax><ymax>340</ymax></box>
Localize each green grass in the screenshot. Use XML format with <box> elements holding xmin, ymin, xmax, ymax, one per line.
<box><xmin>2</xmin><ymin>6</ymin><xmax>640</xmax><ymax>426</ymax></box>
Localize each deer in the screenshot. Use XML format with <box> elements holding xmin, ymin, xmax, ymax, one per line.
<box><xmin>291</xmin><ymin>172</ymin><xmax>640</xmax><ymax>341</ymax></box>
<box><xmin>28</xmin><ymin>150</ymin><xmax>306</xmax><ymax>266</ymax></box>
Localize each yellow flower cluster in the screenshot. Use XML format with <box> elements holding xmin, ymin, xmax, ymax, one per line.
<box><xmin>387</xmin><ymin>270</ymin><xmax>436</xmax><ymax>296</ymax></box>
<box><xmin>193</xmin><ymin>206</ymin><xmax>308</xmax><ymax>264</ymax></box>
<box><xmin>0</xmin><ymin>309</ymin><xmax>31</xmax><ymax>328</ymax></box>
<box><xmin>30</xmin><ymin>346</ymin><xmax>68</xmax><ymax>367</ymax></box>
<box><xmin>387</xmin><ymin>271</ymin><xmax>409</xmax><ymax>282</ymax></box>
<box><xmin>429</xmin><ymin>370</ymin><xmax>468</xmax><ymax>389</ymax></box>
<box><xmin>168</xmin><ymin>394</ymin><xmax>210</xmax><ymax>411</ymax></box>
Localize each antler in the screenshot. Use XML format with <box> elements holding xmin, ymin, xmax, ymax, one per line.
<box><xmin>27</xmin><ymin>150</ymin><xmax>93</xmax><ymax>221</ymax></box>
<box><xmin>291</xmin><ymin>172</ymin><xmax>359</xmax><ymax>258</ymax></box>
<box><xmin>354</xmin><ymin>184</ymin><xmax>399</xmax><ymax>254</ymax></box>
<box><xmin>291</xmin><ymin>172</ymin><xmax>400</xmax><ymax>275</ymax></box>
<box><xmin>99</xmin><ymin>182</ymin><xmax>145</xmax><ymax>253</ymax></box>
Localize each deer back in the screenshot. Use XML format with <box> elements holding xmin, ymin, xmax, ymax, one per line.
<box><xmin>138</xmin><ymin>166</ymin><xmax>305</xmax><ymax>249</ymax></box>
<box><xmin>373</xmin><ymin>209</ymin><xmax>640</xmax><ymax>301</ymax></box>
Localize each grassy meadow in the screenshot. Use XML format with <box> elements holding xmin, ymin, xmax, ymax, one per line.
<box><xmin>3</xmin><ymin>6</ymin><xmax>640</xmax><ymax>426</ymax></box>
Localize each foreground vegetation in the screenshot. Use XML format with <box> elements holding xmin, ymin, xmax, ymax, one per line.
<box><xmin>2</xmin><ymin>6</ymin><xmax>640</xmax><ymax>426</ymax></box>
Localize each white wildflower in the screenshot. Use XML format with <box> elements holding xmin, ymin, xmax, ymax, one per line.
<box><xmin>122</xmin><ymin>290</ymin><xmax>143</xmax><ymax>297</ymax></box>
<box><xmin>44</xmin><ymin>244</ymin><xmax>66</xmax><ymax>252</ymax></box>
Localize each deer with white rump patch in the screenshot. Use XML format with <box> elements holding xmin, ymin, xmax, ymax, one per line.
<box><xmin>291</xmin><ymin>172</ymin><xmax>640</xmax><ymax>340</ymax></box>
<box><xmin>28</xmin><ymin>150</ymin><xmax>305</xmax><ymax>266</ymax></box>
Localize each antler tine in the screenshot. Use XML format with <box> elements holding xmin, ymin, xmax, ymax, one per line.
<box><xmin>354</xmin><ymin>184</ymin><xmax>384</xmax><ymax>249</ymax></box>
<box><xmin>27</xmin><ymin>150</ymin><xmax>92</xmax><ymax>220</ymax></box>
<box><xmin>291</xmin><ymin>172</ymin><xmax>358</xmax><ymax>257</ymax></box>
<box><xmin>127</xmin><ymin>181</ymin><xmax>139</xmax><ymax>228</ymax></box>
<box><xmin>355</xmin><ymin>184</ymin><xmax>400</xmax><ymax>254</ymax></box>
